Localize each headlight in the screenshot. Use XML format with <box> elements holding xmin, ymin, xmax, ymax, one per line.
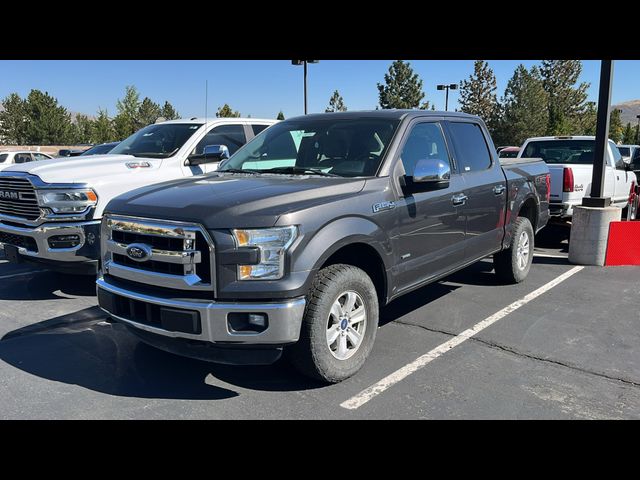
<box><xmin>232</xmin><ymin>226</ymin><xmax>297</xmax><ymax>280</ymax></box>
<box><xmin>36</xmin><ymin>189</ymin><xmax>98</xmax><ymax>214</ymax></box>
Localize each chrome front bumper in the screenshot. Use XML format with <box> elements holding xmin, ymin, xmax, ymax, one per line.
<box><xmin>0</xmin><ymin>220</ymin><xmax>101</xmax><ymax>262</ymax></box>
<box><xmin>96</xmin><ymin>276</ymin><xmax>306</xmax><ymax>345</ymax></box>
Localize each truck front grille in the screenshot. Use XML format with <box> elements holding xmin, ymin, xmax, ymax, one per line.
<box><xmin>0</xmin><ymin>177</ymin><xmax>41</xmax><ymax>221</ymax></box>
<box><xmin>102</xmin><ymin>216</ymin><xmax>215</xmax><ymax>293</ymax></box>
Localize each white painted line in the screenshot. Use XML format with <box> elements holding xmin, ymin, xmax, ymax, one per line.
<box><xmin>0</xmin><ymin>270</ymin><xmax>45</xmax><ymax>281</ymax></box>
<box><xmin>341</xmin><ymin>265</ymin><xmax>584</xmax><ymax>410</ymax></box>
<box><xmin>533</xmin><ymin>253</ymin><xmax>568</xmax><ymax>259</ymax></box>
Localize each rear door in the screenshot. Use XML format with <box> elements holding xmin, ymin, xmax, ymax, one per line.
<box><xmin>610</xmin><ymin>141</ymin><xmax>631</xmax><ymax>205</ymax></box>
<box><xmin>445</xmin><ymin>120</ymin><xmax>506</xmax><ymax>261</ymax></box>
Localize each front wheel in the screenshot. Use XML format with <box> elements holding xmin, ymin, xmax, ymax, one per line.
<box><xmin>288</xmin><ymin>264</ymin><xmax>379</xmax><ymax>383</ymax></box>
<box><xmin>494</xmin><ymin>217</ymin><xmax>534</xmax><ymax>283</ymax></box>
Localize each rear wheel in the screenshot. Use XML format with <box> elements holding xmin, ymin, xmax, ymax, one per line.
<box><xmin>288</xmin><ymin>264</ymin><xmax>379</xmax><ymax>383</ymax></box>
<box><xmin>494</xmin><ymin>217</ymin><xmax>534</xmax><ymax>283</ymax></box>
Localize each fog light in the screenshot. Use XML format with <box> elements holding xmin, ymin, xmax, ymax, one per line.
<box><xmin>48</xmin><ymin>234</ymin><xmax>81</xmax><ymax>249</ymax></box>
<box><xmin>227</xmin><ymin>312</ymin><xmax>268</xmax><ymax>333</ymax></box>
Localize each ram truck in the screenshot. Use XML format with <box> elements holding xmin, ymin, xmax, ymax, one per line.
<box><xmin>97</xmin><ymin>110</ymin><xmax>550</xmax><ymax>382</ymax></box>
<box><xmin>0</xmin><ymin>118</ymin><xmax>275</xmax><ymax>274</ymax></box>
<box><xmin>518</xmin><ymin>136</ymin><xmax>637</xmax><ymax>221</ymax></box>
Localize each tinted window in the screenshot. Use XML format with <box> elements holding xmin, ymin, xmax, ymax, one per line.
<box><xmin>400</xmin><ymin>122</ymin><xmax>450</xmax><ymax>176</ymax></box>
<box><xmin>80</xmin><ymin>143</ymin><xmax>117</xmax><ymax>156</ymax></box>
<box><xmin>448</xmin><ymin>122</ymin><xmax>492</xmax><ymax>172</ymax></box>
<box><xmin>618</xmin><ymin>147</ymin><xmax>630</xmax><ymax>156</ymax></box>
<box><xmin>193</xmin><ymin>124</ymin><xmax>246</xmax><ymax>156</ymax></box>
<box><xmin>220</xmin><ymin>117</ymin><xmax>400</xmax><ymax>178</ymax></box>
<box><xmin>610</xmin><ymin>142</ymin><xmax>624</xmax><ymax>168</ymax></box>
<box><xmin>632</xmin><ymin>148</ymin><xmax>640</xmax><ymax>166</ymax></box>
<box><xmin>523</xmin><ymin>140</ymin><xmax>598</xmax><ymax>164</ymax></box>
<box><xmin>33</xmin><ymin>153</ymin><xmax>50</xmax><ymax>161</ymax></box>
<box><xmin>251</xmin><ymin>124</ymin><xmax>270</xmax><ymax>136</ymax></box>
<box><xmin>14</xmin><ymin>153</ymin><xmax>32</xmax><ymax>164</ymax></box>
<box><xmin>110</xmin><ymin>123</ymin><xmax>203</xmax><ymax>158</ymax></box>
<box><xmin>0</xmin><ymin>154</ymin><xmax>7</xmax><ymax>163</ymax></box>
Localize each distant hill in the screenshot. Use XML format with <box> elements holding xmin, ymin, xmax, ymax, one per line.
<box><xmin>613</xmin><ymin>100</ymin><xmax>640</xmax><ymax>125</ymax></box>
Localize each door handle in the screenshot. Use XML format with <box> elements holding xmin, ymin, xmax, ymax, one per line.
<box><xmin>493</xmin><ymin>184</ymin><xmax>506</xmax><ymax>195</ymax></box>
<box><xmin>451</xmin><ymin>193</ymin><xmax>468</xmax><ymax>206</ymax></box>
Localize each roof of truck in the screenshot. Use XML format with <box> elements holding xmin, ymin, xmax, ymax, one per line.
<box><xmin>524</xmin><ymin>135</ymin><xmax>604</xmax><ymax>142</ymax></box>
<box><xmin>160</xmin><ymin>117</ymin><xmax>277</xmax><ymax>124</ymax></box>
<box><xmin>287</xmin><ymin>110</ymin><xmax>482</xmax><ymax>122</ymax></box>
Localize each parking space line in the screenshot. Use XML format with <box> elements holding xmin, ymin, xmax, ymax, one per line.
<box><xmin>341</xmin><ymin>265</ymin><xmax>584</xmax><ymax>410</ymax></box>
<box><xmin>0</xmin><ymin>271</ymin><xmax>45</xmax><ymax>281</ymax></box>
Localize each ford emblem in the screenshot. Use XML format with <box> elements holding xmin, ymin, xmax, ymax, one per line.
<box><xmin>126</xmin><ymin>243</ymin><xmax>153</xmax><ymax>262</ymax></box>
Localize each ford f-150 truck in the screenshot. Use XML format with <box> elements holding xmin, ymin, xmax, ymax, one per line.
<box><xmin>518</xmin><ymin>136</ymin><xmax>637</xmax><ymax>221</ymax></box>
<box><xmin>0</xmin><ymin>118</ymin><xmax>275</xmax><ymax>274</ymax></box>
<box><xmin>97</xmin><ymin>110</ymin><xmax>550</xmax><ymax>383</ymax></box>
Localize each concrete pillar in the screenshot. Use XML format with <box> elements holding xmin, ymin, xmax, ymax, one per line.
<box><xmin>568</xmin><ymin>206</ymin><xmax>621</xmax><ymax>266</ymax></box>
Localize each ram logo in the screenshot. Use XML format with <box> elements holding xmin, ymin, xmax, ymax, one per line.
<box><xmin>0</xmin><ymin>191</ymin><xmax>19</xmax><ymax>200</ymax></box>
<box><xmin>126</xmin><ymin>243</ymin><xmax>153</xmax><ymax>262</ymax></box>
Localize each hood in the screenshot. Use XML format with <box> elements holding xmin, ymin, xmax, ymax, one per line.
<box><xmin>0</xmin><ymin>154</ymin><xmax>162</xmax><ymax>184</ymax></box>
<box><xmin>106</xmin><ymin>173</ymin><xmax>366</xmax><ymax>228</ymax></box>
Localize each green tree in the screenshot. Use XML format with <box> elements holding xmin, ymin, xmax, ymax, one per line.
<box><xmin>0</xmin><ymin>93</ymin><xmax>28</xmax><ymax>144</ymax></box>
<box><xmin>137</xmin><ymin>97</ymin><xmax>161</xmax><ymax>127</ymax></box>
<box><xmin>622</xmin><ymin>122</ymin><xmax>635</xmax><ymax>144</ymax></box>
<box><xmin>160</xmin><ymin>101</ymin><xmax>180</xmax><ymax>120</ymax></box>
<box><xmin>377</xmin><ymin>60</ymin><xmax>428</xmax><ymax>109</ymax></box>
<box><xmin>608</xmin><ymin>108</ymin><xmax>624</xmax><ymax>143</ymax></box>
<box><xmin>276</xmin><ymin>111</ymin><xmax>285</xmax><ymax>120</ymax></box>
<box><xmin>540</xmin><ymin>60</ymin><xmax>590</xmax><ymax>135</ymax></box>
<box><xmin>459</xmin><ymin>60</ymin><xmax>501</xmax><ymax>135</ymax></box>
<box><xmin>114</xmin><ymin>85</ymin><xmax>141</xmax><ymax>139</ymax></box>
<box><xmin>577</xmin><ymin>102</ymin><xmax>597</xmax><ymax>136</ymax></box>
<box><xmin>23</xmin><ymin>90</ymin><xmax>73</xmax><ymax>144</ymax></box>
<box><xmin>216</xmin><ymin>104</ymin><xmax>241</xmax><ymax>118</ymax></box>
<box><xmin>92</xmin><ymin>108</ymin><xmax>116</xmax><ymax>143</ymax></box>
<box><xmin>70</xmin><ymin>114</ymin><xmax>94</xmax><ymax>144</ymax></box>
<box><xmin>325</xmin><ymin>90</ymin><xmax>347</xmax><ymax>112</ymax></box>
<box><xmin>497</xmin><ymin>65</ymin><xmax>549</xmax><ymax>146</ymax></box>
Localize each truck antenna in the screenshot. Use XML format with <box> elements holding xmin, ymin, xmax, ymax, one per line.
<box><xmin>205</xmin><ymin>79</ymin><xmax>208</xmax><ymax>126</ymax></box>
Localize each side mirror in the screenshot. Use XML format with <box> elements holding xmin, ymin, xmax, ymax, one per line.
<box><xmin>187</xmin><ymin>144</ymin><xmax>229</xmax><ymax>166</ymax></box>
<box><xmin>412</xmin><ymin>158</ymin><xmax>451</xmax><ymax>185</ymax></box>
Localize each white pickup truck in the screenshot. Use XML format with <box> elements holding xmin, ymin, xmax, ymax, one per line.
<box><xmin>0</xmin><ymin>117</ymin><xmax>276</xmax><ymax>274</ymax></box>
<box><xmin>518</xmin><ymin>136</ymin><xmax>637</xmax><ymax>221</ymax></box>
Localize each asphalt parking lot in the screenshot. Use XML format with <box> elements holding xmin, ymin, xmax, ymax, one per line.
<box><xmin>1</xmin><ymin>227</ymin><xmax>639</xmax><ymax>419</ymax></box>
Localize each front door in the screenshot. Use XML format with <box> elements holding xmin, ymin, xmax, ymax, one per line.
<box><xmin>392</xmin><ymin>121</ymin><xmax>466</xmax><ymax>292</ymax></box>
<box><xmin>187</xmin><ymin>124</ymin><xmax>248</xmax><ymax>175</ymax></box>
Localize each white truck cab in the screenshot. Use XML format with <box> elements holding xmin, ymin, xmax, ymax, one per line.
<box><xmin>0</xmin><ymin>151</ymin><xmax>54</xmax><ymax>170</ymax></box>
<box><xmin>518</xmin><ymin>136</ymin><xmax>637</xmax><ymax>220</ymax></box>
<box><xmin>0</xmin><ymin>117</ymin><xmax>276</xmax><ymax>273</ymax></box>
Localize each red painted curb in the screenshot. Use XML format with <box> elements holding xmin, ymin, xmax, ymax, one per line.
<box><xmin>605</xmin><ymin>221</ymin><xmax>640</xmax><ymax>266</ymax></box>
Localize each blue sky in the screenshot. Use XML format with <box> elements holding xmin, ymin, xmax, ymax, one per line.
<box><xmin>1</xmin><ymin>60</ymin><xmax>639</xmax><ymax>119</ymax></box>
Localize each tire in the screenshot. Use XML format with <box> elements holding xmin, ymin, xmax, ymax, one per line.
<box><xmin>288</xmin><ymin>264</ymin><xmax>379</xmax><ymax>383</ymax></box>
<box><xmin>494</xmin><ymin>217</ymin><xmax>534</xmax><ymax>284</ymax></box>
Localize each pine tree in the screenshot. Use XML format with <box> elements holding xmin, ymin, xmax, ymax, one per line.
<box><xmin>70</xmin><ymin>114</ymin><xmax>94</xmax><ymax>144</ymax></box>
<box><xmin>578</xmin><ymin>102</ymin><xmax>597</xmax><ymax>136</ymax></box>
<box><xmin>93</xmin><ymin>109</ymin><xmax>116</xmax><ymax>143</ymax></box>
<box><xmin>114</xmin><ymin>85</ymin><xmax>141</xmax><ymax>139</ymax></box>
<box><xmin>498</xmin><ymin>65</ymin><xmax>549</xmax><ymax>146</ymax></box>
<box><xmin>160</xmin><ymin>101</ymin><xmax>180</xmax><ymax>120</ymax></box>
<box><xmin>622</xmin><ymin>122</ymin><xmax>635</xmax><ymax>144</ymax></box>
<box><xmin>540</xmin><ymin>60</ymin><xmax>590</xmax><ymax>135</ymax></box>
<box><xmin>377</xmin><ymin>60</ymin><xmax>427</xmax><ymax>109</ymax></box>
<box><xmin>137</xmin><ymin>97</ymin><xmax>161</xmax><ymax>127</ymax></box>
<box><xmin>277</xmin><ymin>111</ymin><xmax>285</xmax><ymax>120</ymax></box>
<box><xmin>0</xmin><ymin>93</ymin><xmax>28</xmax><ymax>145</ymax></box>
<box><xmin>459</xmin><ymin>60</ymin><xmax>501</xmax><ymax>135</ymax></box>
<box><xmin>608</xmin><ymin>108</ymin><xmax>624</xmax><ymax>143</ymax></box>
<box><xmin>23</xmin><ymin>90</ymin><xmax>73</xmax><ymax>144</ymax></box>
<box><xmin>325</xmin><ymin>90</ymin><xmax>347</xmax><ymax>112</ymax></box>
<box><xmin>216</xmin><ymin>104</ymin><xmax>241</xmax><ymax>118</ymax></box>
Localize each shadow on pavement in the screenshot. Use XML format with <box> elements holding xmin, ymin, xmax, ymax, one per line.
<box><xmin>0</xmin><ymin>269</ymin><xmax>96</xmax><ymax>301</ymax></box>
<box><xmin>535</xmin><ymin>225</ymin><xmax>570</xmax><ymax>251</ymax></box>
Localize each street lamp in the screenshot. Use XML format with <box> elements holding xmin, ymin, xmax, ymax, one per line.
<box><xmin>436</xmin><ymin>83</ymin><xmax>458</xmax><ymax>111</ymax></box>
<box><xmin>292</xmin><ymin>60</ymin><xmax>319</xmax><ymax>114</ymax></box>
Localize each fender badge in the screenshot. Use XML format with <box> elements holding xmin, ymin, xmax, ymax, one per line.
<box><xmin>373</xmin><ymin>201</ymin><xmax>396</xmax><ymax>213</ymax></box>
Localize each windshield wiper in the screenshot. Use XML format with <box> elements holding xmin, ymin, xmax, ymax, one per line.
<box><xmin>262</xmin><ymin>166</ymin><xmax>340</xmax><ymax>177</ymax></box>
<box><xmin>218</xmin><ymin>168</ymin><xmax>262</xmax><ymax>175</ymax></box>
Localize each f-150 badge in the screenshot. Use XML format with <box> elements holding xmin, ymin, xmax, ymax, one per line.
<box><xmin>373</xmin><ymin>201</ymin><xmax>396</xmax><ymax>213</ymax></box>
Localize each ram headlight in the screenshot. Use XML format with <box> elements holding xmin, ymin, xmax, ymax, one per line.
<box><xmin>36</xmin><ymin>189</ymin><xmax>98</xmax><ymax>214</ymax></box>
<box><xmin>232</xmin><ymin>226</ymin><xmax>297</xmax><ymax>280</ymax></box>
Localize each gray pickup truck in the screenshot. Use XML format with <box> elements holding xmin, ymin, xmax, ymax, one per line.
<box><xmin>97</xmin><ymin>110</ymin><xmax>550</xmax><ymax>383</ymax></box>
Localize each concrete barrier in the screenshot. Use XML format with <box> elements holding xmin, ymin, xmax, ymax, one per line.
<box><xmin>569</xmin><ymin>206</ymin><xmax>621</xmax><ymax>266</ymax></box>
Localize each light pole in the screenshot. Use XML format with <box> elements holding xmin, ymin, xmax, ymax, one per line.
<box><xmin>436</xmin><ymin>83</ymin><xmax>458</xmax><ymax>111</ymax></box>
<box><xmin>292</xmin><ymin>60</ymin><xmax>319</xmax><ymax>114</ymax></box>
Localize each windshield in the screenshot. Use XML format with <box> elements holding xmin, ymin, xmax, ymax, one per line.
<box><xmin>522</xmin><ymin>140</ymin><xmax>604</xmax><ymax>164</ymax></box>
<box><xmin>110</xmin><ymin>123</ymin><xmax>203</xmax><ymax>158</ymax></box>
<box><xmin>219</xmin><ymin>117</ymin><xmax>400</xmax><ymax>177</ymax></box>
<box><xmin>80</xmin><ymin>143</ymin><xmax>117</xmax><ymax>156</ymax></box>
<box><xmin>618</xmin><ymin>147</ymin><xmax>630</xmax><ymax>157</ymax></box>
